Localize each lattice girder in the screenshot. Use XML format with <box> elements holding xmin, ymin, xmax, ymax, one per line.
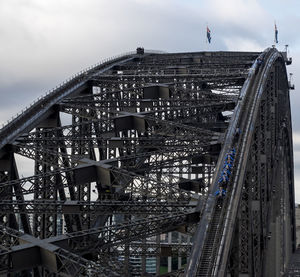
<box><xmin>0</xmin><ymin>49</ymin><xmax>294</xmax><ymax>276</ymax></box>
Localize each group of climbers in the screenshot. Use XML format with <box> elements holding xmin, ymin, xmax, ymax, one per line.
<box><xmin>255</xmin><ymin>56</ymin><xmax>264</xmax><ymax>75</ymax></box>
<box><xmin>215</xmin><ymin>148</ymin><xmax>236</xmax><ymax>197</ymax></box>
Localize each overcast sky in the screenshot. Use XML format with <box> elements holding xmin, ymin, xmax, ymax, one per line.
<box><xmin>1</xmin><ymin>0</ymin><xmax>300</xmax><ymax>200</ymax></box>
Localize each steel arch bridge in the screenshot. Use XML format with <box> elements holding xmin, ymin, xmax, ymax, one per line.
<box><xmin>0</xmin><ymin>48</ymin><xmax>295</xmax><ymax>276</ymax></box>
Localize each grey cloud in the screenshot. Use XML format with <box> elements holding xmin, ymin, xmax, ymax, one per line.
<box><xmin>0</xmin><ymin>0</ymin><xmax>300</xmax><ymax>200</ymax></box>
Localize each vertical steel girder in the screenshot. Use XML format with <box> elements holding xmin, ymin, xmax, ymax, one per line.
<box><xmin>0</xmin><ymin>49</ymin><xmax>295</xmax><ymax>276</ymax></box>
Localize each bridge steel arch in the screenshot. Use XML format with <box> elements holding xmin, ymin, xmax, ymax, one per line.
<box><xmin>0</xmin><ymin>48</ymin><xmax>295</xmax><ymax>276</ymax></box>
<box><xmin>185</xmin><ymin>48</ymin><xmax>296</xmax><ymax>276</ymax></box>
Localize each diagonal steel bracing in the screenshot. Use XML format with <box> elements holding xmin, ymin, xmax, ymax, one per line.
<box><xmin>0</xmin><ymin>49</ymin><xmax>295</xmax><ymax>276</ymax></box>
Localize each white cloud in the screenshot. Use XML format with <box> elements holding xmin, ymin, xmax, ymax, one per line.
<box><xmin>223</xmin><ymin>37</ymin><xmax>264</xmax><ymax>51</ymax></box>
<box><xmin>204</xmin><ymin>0</ymin><xmax>268</xmax><ymax>26</ymax></box>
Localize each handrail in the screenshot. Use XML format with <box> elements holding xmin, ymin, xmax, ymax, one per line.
<box><xmin>185</xmin><ymin>48</ymin><xmax>283</xmax><ymax>276</ymax></box>
<box><xmin>0</xmin><ymin>52</ymin><xmax>123</xmax><ymax>128</ymax></box>
<box><xmin>0</xmin><ymin>49</ymin><xmax>164</xmax><ymax>132</ymax></box>
<box><xmin>184</xmin><ymin>49</ymin><xmax>268</xmax><ymax>276</ymax></box>
<box><xmin>213</xmin><ymin>48</ymin><xmax>281</xmax><ymax>276</ymax></box>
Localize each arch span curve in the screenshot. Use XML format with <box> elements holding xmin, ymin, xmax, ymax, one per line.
<box><xmin>186</xmin><ymin>48</ymin><xmax>295</xmax><ymax>276</ymax></box>
<box><xmin>0</xmin><ymin>48</ymin><xmax>294</xmax><ymax>277</ymax></box>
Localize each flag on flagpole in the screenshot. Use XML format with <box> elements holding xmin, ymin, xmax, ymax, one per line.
<box><xmin>207</xmin><ymin>26</ymin><xmax>211</xmax><ymax>44</ymax></box>
<box><xmin>275</xmin><ymin>23</ymin><xmax>278</xmax><ymax>43</ymax></box>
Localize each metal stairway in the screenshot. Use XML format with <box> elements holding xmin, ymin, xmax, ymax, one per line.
<box><xmin>196</xmin><ymin>201</ymin><xmax>224</xmax><ymax>276</ymax></box>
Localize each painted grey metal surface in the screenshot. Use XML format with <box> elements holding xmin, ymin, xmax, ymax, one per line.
<box><xmin>0</xmin><ymin>49</ymin><xmax>295</xmax><ymax>276</ymax></box>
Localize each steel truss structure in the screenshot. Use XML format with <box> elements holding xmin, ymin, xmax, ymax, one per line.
<box><xmin>0</xmin><ymin>48</ymin><xmax>295</xmax><ymax>276</ymax></box>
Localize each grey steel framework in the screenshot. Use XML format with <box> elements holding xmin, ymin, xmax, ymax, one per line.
<box><xmin>0</xmin><ymin>48</ymin><xmax>295</xmax><ymax>276</ymax></box>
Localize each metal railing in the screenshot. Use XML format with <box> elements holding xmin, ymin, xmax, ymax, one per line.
<box><xmin>0</xmin><ymin>49</ymin><xmax>165</xmax><ymax>132</ymax></box>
